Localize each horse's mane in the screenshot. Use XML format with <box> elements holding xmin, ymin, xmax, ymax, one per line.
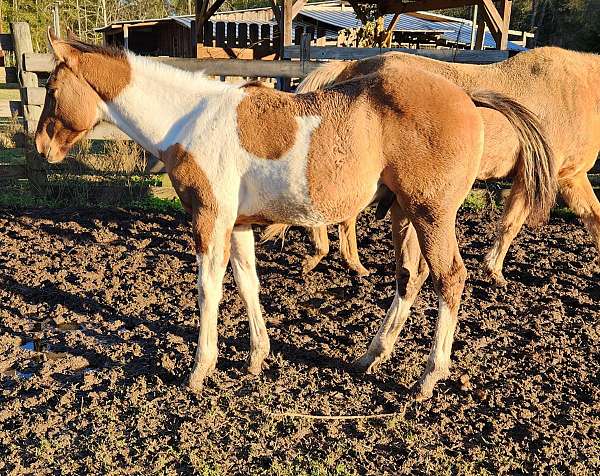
<box><xmin>61</xmin><ymin>38</ymin><xmax>125</xmax><ymax>58</ymax></box>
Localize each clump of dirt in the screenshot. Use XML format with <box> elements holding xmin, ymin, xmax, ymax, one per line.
<box><xmin>0</xmin><ymin>207</ymin><xmax>598</xmax><ymax>475</ymax></box>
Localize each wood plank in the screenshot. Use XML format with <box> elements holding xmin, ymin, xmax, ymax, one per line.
<box><xmin>238</xmin><ymin>23</ymin><xmax>248</xmax><ymax>48</ymax></box>
<box><xmin>0</xmin><ymin>33</ymin><xmax>14</xmax><ymax>51</ymax></box>
<box><xmin>215</xmin><ymin>22</ymin><xmax>226</xmax><ymax>47</ymax></box>
<box><xmin>23</xmin><ymin>86</ymin><xmax>46</xmax><ymax>106</ymax></box>
<box><xmin>24</xmin><ymin>48</ymin><xmax>507</xmax><ymax>79</ymax></box>
<box><xmin>25</xmin><ymin>119</ymin><xmax>37</xmax><ymax>134</ymax></box>
<box><xmin>203</xmin><ymin>20</ymin><xmax>214</xmax><ymax>47</ymax></box>
<box><xmin>26</xmin><ymin>52</ymin><xmax>314</xmax><ymax>76</ymax></box>
<box><xmin>291</xmin><ymin>0</ymin><xmax>308</xmax><ymax>18</ymax></box>
<box><xmin>197</xmin><ymin>46</ymin><xmax>254</xmax><ymax>60</ymax></box>
<box><xmin>86</xmin><ymin>122</ymin><xmax>130</xmax><ymax>141</ymax></box>
<box><xmin>380</xmin><ymin>0</ymin><xmax>474</xmax><ymax>14</ymax></box>
<box><xmin>249</xmin><ymin>23</ymin><xmax>259</xmax><ymax>46</ymax></box>
<box><xmin>150</xmin><ymin>185</ymin><xmax>178</xmax><ymax>200</ymax></box>
<box><xmin>480</xmin><ymin>0</ymin><xmax>504</xmax><ymax>36</ymax></box>
<box><xmin>226</xmin><ymin>22</ymin><xmax>237</xmax><ymax>47</ymax></box>
<box><xmin>23</xmin><ymin>104</ymin><xmax>41</xmax><ymax>122</ymax></box>
<box><xmin>0</xmin><ymin>67</ymin><xmax>18</xmax><ymax>83</ymax></box>
<box><xmin>11</xmin><ymin>23</ymin><xmax>37</xmax><ymax>88</ymax></box>
<box><xmin>283</xmin><ymin>46</ymin><xmax>509</xmax><ymax>63</ymax></box>
<box><xmin>0</xmin><ymin>163</ymin><xmax>27</xmax><ymax>180</ymax></box>
<box><xmin>0</xmin><ymin>100</ymin><xmax>21</xmax><ymax>117</ymax></box>
<box><xmin>154</xmin><ymin>58</ymin><xmax>324</xmax><ymax>77</ymax></box>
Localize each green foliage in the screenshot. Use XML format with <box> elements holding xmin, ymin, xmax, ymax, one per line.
<box><xmin>536</xmin><ymin>0</ymin><xmax>600</xmax><ymax>52</ymax></box>
<box><xmin>0</xmin><ymin>0</ymin><xmax>193</xmax><ymax>50</ymax></box>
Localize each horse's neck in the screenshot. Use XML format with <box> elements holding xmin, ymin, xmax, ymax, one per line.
<box><xmin>101</xmin><ymin>54</ymin><xmax>234</xmax><ymax>157</ymax></box>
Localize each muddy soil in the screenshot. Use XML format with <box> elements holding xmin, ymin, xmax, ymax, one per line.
<box><xmin>0</xmin><ymin>206</ymin><xmax>598</xmax><ymax>475</ymax></box>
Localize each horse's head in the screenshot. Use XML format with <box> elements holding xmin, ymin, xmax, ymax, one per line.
<box><xmin>35</xmin><ymin>30</ymin><xmax>130</xmax><ymax>163</ymax></box>
<box><xmin>35</xmin><ymin>30</ymin><xmax>101</xmax><ymax>163</ymax></box>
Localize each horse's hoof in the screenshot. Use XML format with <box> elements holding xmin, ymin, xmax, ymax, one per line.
<box><xmin>490</xmin><ymin>272</ymin><xmax>508</xmax><ymax>287</ymax></box>
<box><xmin>349</xmin><ymin>263</ymin><xmax>371</xmax><ymax>277</ymax></box>
<box><xmin>188</xmin><ymin>374</ymin><xmax>205</xmax><ymax>394</ymax></box>
<box><xmin>483</xmin><ymin>265</ymin><xmax>508</xmax><ymax>287</ymax></box>
<box><xmin>412</xmin><ymin>385</ymin><xmax>433</xmax><ymax>402</ymax></box>
<box><xmin>188</xmin><ymin>360</ymin><xmax>216</xmax><ymax>393</ymax></box>
<box><xmin>302</xmin><ymin>257</ymin><xmax>321</xmax><ymax>274</ymax></box>
<box><xmin>353</xmin><ymin>352</ymin><xmax>384</xmax><ymax>374</ymax></box>
<box><xmin>246</xmin><ymin>351</ymin><xmax>269</xmax><ymax>376</ymax></box>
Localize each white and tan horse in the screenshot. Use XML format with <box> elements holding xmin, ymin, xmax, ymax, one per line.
<box><xmin>270</xmin><ymin>47</ymin><xmax>597</xmax><ymax>284</ymax></box>
<box><xmin>35</xmin><ymin>32</ymin><xmax>554</xmax><ymax>399</ymax></box>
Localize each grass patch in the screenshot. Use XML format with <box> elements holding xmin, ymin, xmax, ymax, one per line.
<box><xmin>0</xmin><ymin>182</ymin><xmax>184</xmax><ymax>214</ymax></box>
<box><xmin>551</xmin><ymin>206</ymin><xmax>577</xmax><ymax>219</ymax></box>
<box><xmin>462</xmin><ymin>191</ymin><xmax>488</xmax><ymax>211</ymax></box>
<box><xmin>130</xmin><ymin>195</ymin><xmax>184</xmax><ymax>213</ymax></box>
<box><xmin>0</xmin><ymin>147</ymin><xmax>24</xmax><ymax>163</ymax></box>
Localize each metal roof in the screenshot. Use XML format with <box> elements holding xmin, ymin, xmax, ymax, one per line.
<box><xmin>298</xmin><ymin>10</ymin><xmax>526</xmax><ymax>51</ymax></box>
<box><xmin>299</xmin><ymin>10</ymin><xmax>452</xmax><ymax>34</ymax></box>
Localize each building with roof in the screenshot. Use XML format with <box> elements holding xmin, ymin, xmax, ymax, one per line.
<box><xmin>96</xmin><ymin>1</ymin><xmax>531</xmax><ymax>58</ymax></box>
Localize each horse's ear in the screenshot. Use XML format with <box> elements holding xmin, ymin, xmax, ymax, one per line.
<box><xmin>47</xmin><ymin>27</ymin><xmax>80</xmax><ymax>70</ymax></box>
<box><xmin>66</xmin><ymin>28</ymin><xmax>79</xmax><ymax>42</ymax></box>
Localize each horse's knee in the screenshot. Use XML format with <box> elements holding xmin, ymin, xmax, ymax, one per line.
<box><xmin>438</xmin><ymin>259</ymin><xmax>467</xmax><ymax>311</ymax></box>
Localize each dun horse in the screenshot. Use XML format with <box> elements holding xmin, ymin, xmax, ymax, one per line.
<box><xmin>268</xmin><ymin>47</ymin><xmax>598</xmax><ymax>285</ymax></box>
<box><xmin>36</xmin><ymin>32</ymin><xmax>554</xmax><ymax>399</ymax></box>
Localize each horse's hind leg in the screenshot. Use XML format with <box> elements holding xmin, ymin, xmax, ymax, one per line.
<box><xmin>354</xmin><ymin>203</ymin><xmax>428</xmax><ymax>372</ymax></box>
<box><xmin>339</xmin><ymin>216</ymin><xmax>370</xmax><ymax>276</ymax></box>
<box><xmin>559</xmin><ymin>172</ymin><xmax>600</xmax><ymax>264</ymax></box>
<box><xmin>484</xmin><ymin>176</ymin><xmax>529</xmax><ymax>286</ymax></box>
<box><xmin>302</xmin><ymin>225</ymin><xmax>330</xmax><ymax>273</ymax></box>
<box><xmin>230</xmin><ymin>226</ymin><xmax>270</xmax><ymax>375</ymax></box>
<box><xmin>411</xmin><ymin>214</ymin><xmax>467</xmax><ymax>401</ymax></box>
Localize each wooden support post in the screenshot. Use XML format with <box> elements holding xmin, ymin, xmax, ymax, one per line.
<box><xmin>279</xmin><ymin>0</ymin><xmax>293</xmax><ymax>91</ymax></box>
<box><xmin>498</xmin><ymin>0</ymin><xmax>512</xmax><ymax>50</ymax></box>
<box><xmin>281</xmin><ymin>0</ymin><xmax>293</xmax><ymax>56</ymax></box>
<box><xmin>123</xmin><ymin>24</ymin><xmax>129</xmax><ymax>50</ymax></box>
<box><xmin>190</xmin><ymin>20</ymin><xmax>197</xmax><ymax>57</ymax></box>
<box><xmin>470</xmin><ymin>4</ymin><xmax>478</xmax><ymax>50</ymax></box>
<box><xmin>10</xmin><ymin>22</ymin><xmax>47</xmax><ymax>192</ymax></box>
<box><xmin>474</xmin><ymin>5</ymin><xmax>486</xmax><ymax>50</ymax></box>
<box><xmin>195</xmin><ymin>0</ymin><xmax>209</xmax><ymax>45</ymax></box>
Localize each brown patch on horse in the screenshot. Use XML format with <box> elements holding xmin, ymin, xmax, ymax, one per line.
<box><xmin>237</xmin><ymin>88</ymin><xmax>298</xmax><ymax>160</ymax></box>
<box><xmin>235</xmin><ymin>214</ymin><xmax>273</xmax><ymax>226</ymax></box>
<box><xmin>51</xmin><ymin>39</ymin><xmax>131</xmax><ymax>101</ymax></box>
<box><xmin>301</xmin><ymin>78</ymin><xmax>384</xmax><ymax>223</ymax></box>
<box><xmin>77</xmin><ymin>50</ymin><xmax>131</xmax><ymax>101</ymax></box>
<box><xmin>241</xmin><ymin>80</ymin><xmax>269</xmax><ymax>89</ymax></box>
<box><xmin>35</xmin><ymin>64</ymin><xmax>101</xmax><ymax>162</ymax></box>
<box><xmin>160</xmin><ymin>143</ymin><xmax>217</xmax><ymax>255</ymax></box>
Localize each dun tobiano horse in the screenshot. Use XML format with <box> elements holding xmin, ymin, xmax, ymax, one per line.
<box><xmin>36</xmin><ymin>31</ymin><xmax>554</xmax><ymax>399</ymax></box>
<box><xmin>267</xmin><ymin>47</ymin><xmax>598</xmax><ymax>285</ymax></box>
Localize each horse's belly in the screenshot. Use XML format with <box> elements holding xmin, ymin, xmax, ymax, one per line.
<box><xmin>238</xmin><ymin>162</ymin><xmax>379</xmax><ymax>226</ymax></box>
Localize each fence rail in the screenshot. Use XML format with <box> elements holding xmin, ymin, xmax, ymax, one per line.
<box><xmin>283</xmin><ymin>45</ymin><xmax>510</xmax><ymax>63</ymax></box>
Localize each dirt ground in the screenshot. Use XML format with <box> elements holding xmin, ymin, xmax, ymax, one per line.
<box><xmin>0</xmin><ymin>206</ymin><xmax>598</xmax><ymax>475</ymax></box>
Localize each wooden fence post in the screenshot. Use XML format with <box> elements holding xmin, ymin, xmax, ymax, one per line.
<box><xmin>11</xmin><ymin>21</ymin><xmax>47</xmax><ymax>192</ymax></box>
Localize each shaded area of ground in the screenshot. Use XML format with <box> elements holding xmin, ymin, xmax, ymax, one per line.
<box><xmin>0</xmin><ymin>207</ymin><xmax>598</xmax><ymax>475</ymax></box>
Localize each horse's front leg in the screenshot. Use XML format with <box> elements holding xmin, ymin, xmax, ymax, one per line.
<box><xmin>188</xmin><ymin>208</ymin><xmax>233</xmax><ymax>393</ymax></box>
<box><xmin>230</xmin><ymin>225</ymin><xmax>270</xmax><ymax>374</ymax></box>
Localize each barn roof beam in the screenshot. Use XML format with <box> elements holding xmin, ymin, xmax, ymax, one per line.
<box><xmin>376</xmin><ymin>0</ymin><xmax>512</xmax><ymax>50</ymax></box>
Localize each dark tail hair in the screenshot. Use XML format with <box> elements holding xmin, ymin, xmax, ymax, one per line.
<box><xmin>469</xmin><ymin>90</ymin><xmax>557</xmax><ymax>225</ymax></box>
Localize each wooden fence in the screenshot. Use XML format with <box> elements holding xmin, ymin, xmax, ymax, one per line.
<box><xmin>1</xmin><ymin>21</ymin><xmax>598</xmax><ymax>194</ymax></box>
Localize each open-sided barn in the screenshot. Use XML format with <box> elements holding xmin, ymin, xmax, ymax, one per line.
<box><xmin>96</xmin><ymin>0</ymin><xmax>531</xmax><ymax>58</ymax></box>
